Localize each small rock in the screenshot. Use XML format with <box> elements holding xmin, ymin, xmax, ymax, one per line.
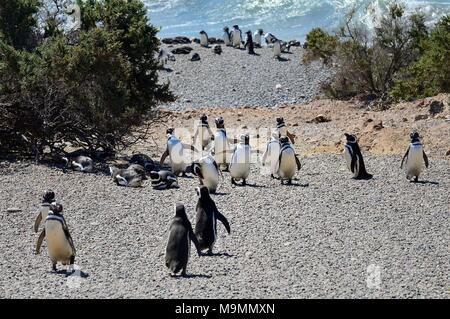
<box><xmin>372</xmin><ymin>120</ymin><xmax>384</xmax><ymax>130</ymax></box>
<box><xmin>292</xmin><ymin>123</ymin><xmax>299</xmax><ymax>127</ymax></box>
<box><xmin>308</xmin><ymin>114</ymin><xmax>331</xmax><ymax>124</ymax></box>
<box><xmin>428</xmin><ymin>100</ymin><xmax>444</xmax><ymax>115</ymax></box>
<box><xmin>402</xmin><ymin>118</ymin><xmax>408</xmax><ymax>122</ymax></box>
<box><xmin>190</xmin><ymin>53</ymin><xmax>201</xmax><ymax>61</ymax></box>
<box><xmin>213</xmin><ymin>45</ymin><xmax>222</xmax><ymax>55</ymax></box>
<box><xmin>414</xmin><ymin>114</ymin><xmax>429</xmax><ymax>121</ymax></box>
<box><xmin>275</xmin><ymin>84</ymin><xmax>282</xmax><ymax>90</ymax></box>
<box><xmin>446</xmin><ymin>149</ymin><xmax>450</xmax><ymax>156</ymax></box>
<box><xmin>171</xmin><ymin>46</ymin><xmax>193</xmax><ymax>54</ymax></box>
<box><xmin>242</xmin><ymin>125</ymin><xmax>248</xmax><ymax>129</ymax></box>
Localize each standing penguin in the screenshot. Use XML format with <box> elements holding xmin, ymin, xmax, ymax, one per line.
<box><xmin>190</xmin><ymin>155</ymin><xmax>221</xmax><ymax>194</ymax></box>
<box><xmin>343</xmin><ymin>133</ymin><xmax>373</xmax><ymax>180</ymax></box>
<box><xmin>193</xmin><ymin>114</ymin><xmax>214</xmax><ymax>151</ymax></box>
<box><xmin>199</xmin><ymin>30</ymin><xmax>209</xmax><ymax>47</ymax></box>
<box><xmin>244</xmin><ymin>30</ymin><xmax>256</xmax><ymax>55</ymax></box>
<box><xmin>229</xmin><ymin>134</ymin><xmax>252</xmax><ymax>186</ymax></box>
<box><xmin>261</xmin><ymin>130</ymin><xmax>281</xmax><ymax>179</ymax></box>
<box><xmin>232</xmin><ymin>25</ymin><xmax>242</xmax><ymax>48</ymax></box>
<box><xmin>273</xmin><ymin>40</ymin><xmax>282</xmax><ymax>59</ymax></box>
<box><xmin>277</xmin><ymin>137</ymin><xmax>302</xmax><ymax>185</ymax></box>
<box><xmin>35</xmin><ymin>202</ymin><xmax>76</xmax><ymax>272</ymax></box>
<box><xmin>165</xmin><ymin>203</ymin><xmax>201</xmax><ymax>277</ymax></box>
<box><xmin>149</xmin><ymin>170</ymin><xmax>178</xmax><ymax>190</ymax></box>
<box><xmin>213</xmin><ymin>117</ymin><xmax>237</xmax><ymax>171</ymax></box>
<box><xmin>34</xmin><ymin>189</ymin><xmax>56</xmax><ymax>233</ymax></box>
<box><xmin>194</xmin><ymin>186</ymin><xmax>230</xmax><ymax>255</ymax></box>
<box><xmin>401</xmin><ymin>132</ymin><xmax>429</xmax><ymax>182</ymax></box>
<box><xmin>223</xmin><ymin>27</ymin><xmax>232</xmax><ymax>46</ymax></box>
<box><xmin>253</xmin><ymin>29</ymin><xmax>264</xmax><ymax>48</ymax></box>
<box><xmin>160</xmin><ymin>128</ymin><xmax>198</xmax><ymax>176</ymax></box>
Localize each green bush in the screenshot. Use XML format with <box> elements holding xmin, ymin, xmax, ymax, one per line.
<box><xmin>304</xmin><ymin>28</ymin><xmax>338</xmax><ymax>64</ymax></box>
<box><xmin>0</xmin><ymin>0</ymin><xmax>174</xmax><ymax>159</ymax></box>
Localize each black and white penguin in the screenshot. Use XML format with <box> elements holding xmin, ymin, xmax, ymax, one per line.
<box><xmin>244</xmin><ymin>30</ymin><xmax>256</xmax><ymax>55</ymax></box>
<box><xmin>165</xmin><ymin>203</ymin><xmax>201</xmax><ymax>277</ymax></box>
<box><xmin>343</xmin><ymin>133</ymin><xmax>373</xmax><ymax>180</ymax></box>
<box><xmin>213</xmin><ymin>117</ymin><xmax>237</xmax><ymax>171</ymax></box>
<box><xmin>35</xmin><ymin>202</ymin><xmax>76</xmax><ymax>272</ymax></box>
<box><xmin>264</xmin><ymin>32</ymin><xmax>278</xmax><ymax>45</ymax></box>
<box><xmin>261</xmin><ymin>129</ymin><xmax>281</xmax><ymax>179</ymax></box>
<box><xmin>229</xmin><ymin>133</ymin><xmax>252</xmax><ymax>186</ymax></box>
<box><xmin>160</xmin><ymin>128</ymin><xmax>198</xmax><ymax>176</ymax></box>
<box><xmin>213</xmin><ymin>44</ymin><xmax>223</xmax><ymax>55</ymax></box>
<box><xmin>34</xmin><ymin>189</ymin><xmax>56</xmax><ymax>233</ymax></box>
<box><xmin>194</xmin><ymin>186</ymin><xmax>230</xmax><ymax>255</ymax></box>
<box><xmin>62</xmin><ymin>155</ymin><xmax>94</xmax><ymax>173</ymax></box>
<box><xmin>223</xmin><ymin>27</ymin><xmax>232</xmax><ymax>46</ymax></box>
<box><xmin>232</xmin><ymin>25</ymin><xmax>242</xmax><ymax>48</ymax></box>
<box><xmin>149</xmin><ymin>170</ymin><xmax>178</xmax><ymax>190</ymax></box>
<box><xmin>129</xmin><ymin>153</ymin><xmax>155</xmax><ymax>172</ymax></box>
<box><xmin>277</xmin><ymin>137</ymin><xmax>302</xmax><ymax>184</ymax></box>
<box><xmin>401</xmin><ymin>132</ymin><xmax>429</xmax><ymax>182</ymax></box>
<box><xmin>199</xmin><ymin>30</ymin><xmax>209</xmax><ymax>47</ymax></box>
<box><xmin>273</xmin><ymin>39</ymin><xmax>282</xmax><ymax>59</ymax></box>
<box><xmin>191</xmin><ymin>155</ymin><xmax>221</xmax><ymax>194</ymax></box>
<box><xmin>253</xmin><ymin>29</ymin><xmax>264</xmax><ymax>48</ymax></box>
<box><xmin>110</xmin><ymin>164</ymin><xmax>147</xmax><ymax>187</ymax></box>
<box><xmin>157</xmin><ymin>48</ymin><xmax>176</xmax><ymax>67</ymax></box>
<box><xmin>193</xmin><ymin>114</ymin><xmax>214</xmax><ymax>151</ymax></box>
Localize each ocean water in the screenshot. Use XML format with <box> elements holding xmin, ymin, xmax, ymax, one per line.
<box><xmin>146</xmin><ymin>0</ymin><xmax>450</xmax><ymax>41</ymax></box>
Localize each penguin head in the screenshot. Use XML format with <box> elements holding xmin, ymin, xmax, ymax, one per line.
<box><xmin>200</xmin><ymin>30</ymin><xmax>206</xmax><ymax>35</ymax></box>
<box><xmin>280</xmin><ymin>136</ymin><xmax>290</xmax><ymax>146</ymax></box>
<box><xmin>50</xmin><ymin>202</ymin><xmax>63</xmax><ymax>215</ymax></box>
<box><xmin>246</xmin><ymin>30</ymin><xmax>252</xmax><ymax>35</ymax></box>
<box><xmin>174</xmin><ymin>203</ymin><xmax>188</xmax><ymax>220</ymax></box>
<box><xmin>223</xmin><ymin>26</ymin><xmax>229</xmax><ymax>33</ymax></box>
<box><xmin>233</xmin><ymin>25</ymin><xmax>239</xmax><ymax>30</ymax></box>
<box><xmin>166</xmin><ymin>127</ymin><xmax>174</xmax><ymax>135</ymax></box>
<box><xmin>215</xmin><ymin>117</ymin><xmax>225</xmax><ymax>128</ymax></box>
<box><xmin>196</xmin><ymin>186</ymin><xmax>210</xmax><ymax>200</ymax></box>
<box><xmin>344</xmin><ymin>133</ymin><xmax>357</xmax><ymax>143</ymax></box>
<box><xmin>200</xmin><ymin>114</ymin><xmax>208</xmax><ymax>125</ymax></box>
<box><xmin>410</xmin><ymin>131</ymin><xmax>420</xmax><ymax>142</ymax></box>
<box><xmin>149</xmin><ymin>171</ymin><xmax>160</xmax><ymax>181</ymax></box>
<box><xmin>276</xmin><ymin>117</ymin><xmax>285</xmax><ymax>126</ymax></box>
<box><xmin>258</xmin><ymin>29</ymin><xmax>264</xmax><ymax>35</ymax></box>
<box><xmin>43</xmin><ymin>189</ymin><xmax>55</xmax><ymax>203</ymax></box>
<box><xmin>62</xmin><ymin>157</ymin><xmax>70</xmax><ymax>168</ymax></box>
<box><xmin>240</xmin><ymin>133</ymin><xmax>250</xmax><ymax>145</ymax></box>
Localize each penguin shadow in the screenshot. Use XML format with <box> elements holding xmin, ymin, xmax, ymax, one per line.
<box><xmin>170</xmin><ymin>273</ymin><xmax>212</xmax><ymax>279</ymax></box>
<box><xmin>231</xmin><ymin>183</ymin><xmax>266</xmax><ymax>189</ymax></box>
<box><xmin>283</xmin><ymin>182</ymin><xmax>310</xmax><ymax>187</ymax></box>
<box><xmin>162</xmin><ymin>67</ymin><xmax>173</xmax><ymax>72</ymax></box>
<box><xmin>210</xmin><ymin>191</ymin><xmax>229</xmax><ymax>196</ymax></box>
<box><xmin>411</xmin><ymin>180</ymin><xmax>439</xmax><ymax>186</ymax></box>
<box><xmin>201</xmin><ymin>252</ymin><xmax>234</xmax><ymax>258</ymax></box>
<box><xmin>249</xmin><ymin>52</ymin><xmax>260</xmax><ymax>56</ymax></box>
<box><xmin>50</xmin><ymin>269</ymin><xmax>90</xmax><ymax>278</ymax></box>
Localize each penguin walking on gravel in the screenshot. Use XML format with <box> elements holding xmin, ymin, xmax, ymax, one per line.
<box><xmin>401</xmin><ymin>132</ymin><xmax>429</xmax><ymax>182</ymax></box>
<box><xmin>254</xmin><ymin>29</ymin><xmax>264</xmax><ymax>48</ymax></box>
<box><xmin>231</xmin><ymin>25</ymin><xmax>242</xmax><ymax>48</ymax></box>
<box><xmin>149</xmin><ymin>170</ymin><xmax>178</xmax><ymax>190</ymax></box>
<box><xmin>34</xmin><ymin>189</ymin><xmax>56</xmax><ymax>233</ymax></box>
<box><xmin>194</xmin><ymin>186</ymin><xmax>230</xmax><ymax>255</ymax></box>
<box><xmin>190</xmin><ymin>155</ymin><xmax>221</xmax><ymax>194</ymax></box>
<box><xmin>62</xmin><ymin>155</ymin><xmax>94</xmax><ymax>173</ymax></box>
<box><xmin>165</xmin><ymin>203</ymin><xmax>201</xmax><ymax>277</ymax></box>
<box><xmin>261</xmin><ymin>130</ymin><xmax>281</xmax><ymax>179</ymax></box>
<box><xmin>229</xmin><ymin>133</ymin><xmax>253</xmax><ymax>186</ymax></box>
<box><xmin>343</xmin><ymin>133</ymin><xmax>373</xmax><ymax>180</ymax></box>
<box><xmin>193</xmin><ymin>114</ymin><xmax>214</xmax><ymax>151</ymax></box>
<box><xmin>273</xmin><ymin>39</ymin><xmax>282</xmax><ymax>59</ymax></box>
<box><xmin>160</xmin><ymin>128</ymin><xmax>198</xmax><ymax>176</ymax></box>
<box><xmin>276</xmin><ymin>137</ymin><xmax>302</xmax><ymax>185</ymax></box>
<box><xmin>110</xmin><ymin>164</ymin><xmax>147</xmax><ymax>187</ymax></box>
<box><xmin>223</xmin><ymin>27</ymin><xmax>232</xmax><ymax>46</ymax></box>
<box><xmin>213</xmin><ymin>117</ymin><xmax>237</xmax><ymax>171</ymax></box>
<box><xmin>199</xmin><ymin>30</ymin><xmax>209</xmax><ymax>47</ymax></box>
<box><xmin>35</xmin><ymin>202</ymin><xmax>76</xmax><ymax>273</ymax></box>
<box><xmin>244</xmin><ymin>30</ymin><xmax>256</xmax><ymax>55</ymax></box>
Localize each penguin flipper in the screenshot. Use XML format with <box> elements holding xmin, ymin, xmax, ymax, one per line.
<box><xmin>63</xmin><ymin>223</ymin><xmax>76</xmax><ymax>255</ymax></box>
<box><xmin>401</xmin><ymin>147</ymin><xmax>410</xmax><ymax>169</ymax></box>
<box><xmin>295</xmin><ymin>155</ymin><xmax>302</xmax><ymax>171</ymax></box>
<box><xmin>350</xmin><ymin>152</ymin><xmax>357</xmax><ymax>174</ymax></box>
<box><xmin>215</xmin><ymin>208</ymin><xmax>231</xmax><ymax>234</ymax></box>
<box><xmin>34</xmin><ymin>212</ymin><xmax>42</xmax><ymax>233</ymax></box>
<box><xmin>36</xmin><ymin>229</ymin><xmax>45</xmax><ymax>254</ymax></box>
<box><xmin>160</xmin><ymin>148</ymin><xmax>169</xmax><ymax>166</ymax></box>
<box><xmin>188</xmin><ymin>228</ymin><xmax>201</xmax><ymax>256</ymax></box>
<box><xmin>423</xmin><ymin>150</ymin><xmax>429</xmax><ymax>168</ymax></box>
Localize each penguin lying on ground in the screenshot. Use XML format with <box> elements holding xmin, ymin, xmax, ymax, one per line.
<box><xmin>166</xmin><ymin>203</ymin><xmax>201</xmax><ymax>277</ymax></box>
<box><xmin>36</xmin><ymin>202</ymin><xmax>76</xmax><ymax>273</ymax></box>
<box><xmin>261</xmin><ymin>130</ymin><xmax>281</xmax><ymax>179</ymax></box>
<box><xmin>276</xmin><ymin>137</ymin><xmax>302</xmax><ymax>185</ymax></box>
<box><xmin>62</xmin><ymin>155</ymin><xmax>94</xmax><ymax>173</ymax></box>
<box><xmin>194</xmin><ymin>186</ymin><xmax>230</xmax><ymax>255</ymax></box>
<box><xmin>190</xmin><ymin>155</ymin><xmax>221</xmax><ymax>194</ymax></box>
<box><xmin>110</xmin><ymin>164</ymin><xmax>147</xmax><ymax>187</ymax></box>
<box><xmin>343</xmin><ymin>133</ymin><xmax>373</xmax><ymax>180</ymax></box>
<box><xmin>149</xmin><ymin>170</ymin><xmax>178</xmax><ymax>190</ymax></box>
<box><xmin>34</xmin><ymin>189</ymin><xmax>56</xmax><ymax>233</ymax></box>
<box><xmin>160</xmin><ymin>128</ymin><xmax>198</xmax><ymax>176</ymax></box>
<box><xmin>401</xmin><ymin>131</ymin><xmax>429</xmax><ymax>182</ymax></box>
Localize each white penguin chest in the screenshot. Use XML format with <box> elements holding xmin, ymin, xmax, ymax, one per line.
<box><xmin>406</xmin><ymin>144</ymin><xmax>424</xmax><ymax>173</ymax></box>
<box><xmin>200</xmin><ymin>34</ymin><xmax>208</xmax><ymax>45</ymax></box>
<box><xmin>230</xmin><ymin>146</ymin><xmax>251</xmax><ymax>178</ymax></box>
<box><xmin>45</xmin><ymin>221</ymin><xmax>73</xmax><ymax>258</ymax></box>
<box><xmin>278</xmin><ymin>148</ymin><xmax>296</xmax><ymax>178</ymax></box>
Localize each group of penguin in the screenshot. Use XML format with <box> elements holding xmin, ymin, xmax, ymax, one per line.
<box><xmin>200</xmin><ymin>25</ymin><xmax>290</xmax><ymax>58</ymax></box>
<box><xmin>33</xmin><ymin>114</ymin><xmax>431</xmax><ymax>276</ymax></box>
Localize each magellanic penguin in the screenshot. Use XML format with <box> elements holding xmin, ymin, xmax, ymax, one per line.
<box><xmin>276</xmin><ymin>137</ymin><xmax>302</xmax><ymax>184</ymax></box>
<box><xmin>343</xmin><ymin>133</ymin><xmax>373</xmax><ymax>180</ymax></box>
<box><xmin>276</xmin><ymin>117</ymin><xmax>296</xmax><ymax>144</ymax></box>
<box><xmin>261</xmin><ymin>129</ymin><xmax>281</xmax><ymax>179</ymax></box>
<box><xmin>129</xmin><ymin>153</ymin><xmax>155</xmax><ymax>172</ymax></box>
<box><xmin>35</xmin><ymin>202</ymin><xmax>76</xmax><ymax>272</ymax></box>
<box><xmin>199</xmin><ymin>30</ymin><xmax>209</xmax><ymax>47</ymax></box>
<box><xmin>157</xmin><ymin>48</ymin><xmax>176</xmax><ymax>67</ymax></box>
<box><xmin>110</xmin><ymin>164</ymin><xmax>147</xmax><ymax>187</ymax></box>
<box><xmin>401</xmin><ymin>132</ymin><xmax>429</xmax><ymax>182</ymax></box>
<box><xmin>223</xmin><ymin>27</ymin><xmax>232</xmax><ymax>46</ymax></box>
<box><xmin>264</xmin><ymin>32</ymin><xmax>278</xmax><ymax>45</ymax></box>
<box><xmin>254</xmin><ymin>29</ymin><xmax>264</xmax><ymax>48</ymax></box>
<box><xmin>194</xmin><ymin>186</ymin><xmax>230</xmax><ymax>255</ymax></box>
<box><xmin>193</xmin><ymin>114</ymin><xmax>214</xmax><ymax>151</ymax></box>
<box><xmin>232</xmin><ymin>25</ymin><xmax>242</xmax><ymax>48</ymax></box>
<box><xmin>62</xmin><ymin>155</ymin><xmax>94</xmax><ymax>173</ymax></box>
<box><xmin>191</xmin><ymin>155</ymin><xmax>221</xmax><ymax>194</ymax></box>
<box><xmin>213</xmin><ymin>117</ymin><xmax>237</xmax><ymax>171</ymax></box>
<box><xmin>273</xmin><ymin>39</ymin><xmax>282</xmax><ymax>59</ymax></box>
<box><xmin>160</xmin><ymin>128</ymin><xmax>198</xmax><ymax>176</ymax></box>
<box><xmin>165</xmin><ymin>203</ymin><xmax>201</xmax><ymax>277</ymax></box>
<box><xmin>244</xmin><ymin>30</ymin><xmax>256</xmax><ymax>55</ymax></box>
<box><xmin>229</xmin><ymin>133</ymin><xmax>253</xmax><ymax>186</ymax></box>
<box><xmin>149</xmin><ymin>170</ymin><xmax>178</xmax><ymax>190</ymax></box>
<box><xmin>34</xmin><ymin>189</ymin><xmax>56</xmax><ymax>233</ymax></box>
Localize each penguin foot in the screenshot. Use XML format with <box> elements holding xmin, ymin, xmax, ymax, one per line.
<box><xmin>413</xmin><ymin>176</ymin><xmax>419</xmax><ymax>183</ymax></box>
<box><xmin>52</xmin><ymin>263</ymin><xmax>57</xmax><ymax>272</ymax></box>
<box><xmin>287</xmin><ymin>180</ymin><xmax>292</xmax><ymax>185</ymax></box>
<box><xmin>231</xmin><ymin>178</ymin><xmax>237</xmax><ymax>186</ymax></box>
<box><xmin>242</xmin><ymin>179</ymin><xmax>246</xmax><ymax>186</ymax></box>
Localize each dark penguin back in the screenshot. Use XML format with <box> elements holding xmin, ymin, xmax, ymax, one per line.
<box><xmin>194</xmin><ymin>187</ymin><xmax>217</xmax><ymax>250</ymax></box>
<box><xmin>165</xmin><ymin>205</ymin><xmax>192</xmax><ymax>273</ymax></box>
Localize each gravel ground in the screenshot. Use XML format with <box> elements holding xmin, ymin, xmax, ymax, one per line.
<box><xmin>0</xmin><ymin>154</ymin><xmax>448</xmax><ymax>298</ymax></box>
<box><xmin>158</xmin><ymin>44</ymin><xmax>331</xmax><ymax>110</ymax></box>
